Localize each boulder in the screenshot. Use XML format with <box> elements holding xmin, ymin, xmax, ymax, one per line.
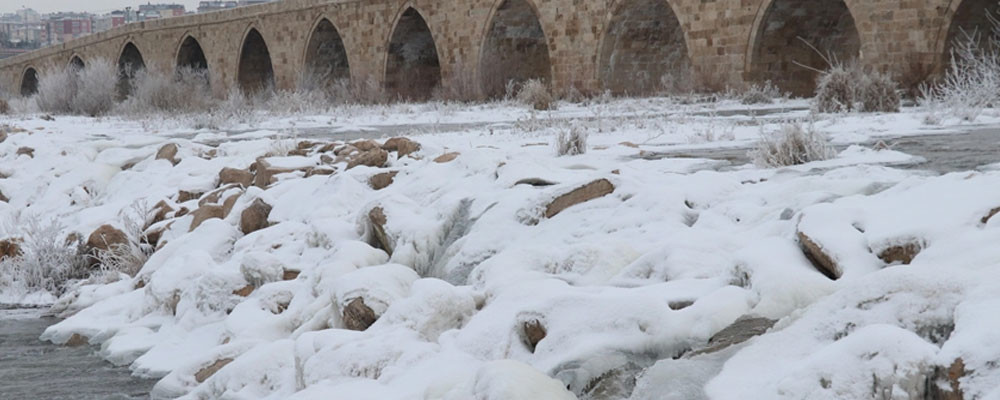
<box><xmin>190</xmin><ymin>205</ymin><xmax>226</xmax><ymax>232</ymax></box>
<box><xmin>240</xmin><ymin>199</ymin><xmax>272</xmax><ymax>235</ymax></box>
<box><xmin>544</xmin><ymin>179</ymin><xmax>615</xmax><ymax>219</ymax></box>
<box><xmin>219</xmin><ymin>167</ymin><xmax>253</xmax><ymax>188</ymax></box>
<box><xmin>928</xmin><ymin>358</ymin><xmax>965</xmax><ymax>400</ymax></box>
<box><xmin>797</xmin><ymin>231</ymin><xmax>841</xmax><ymax>280</ymax></box>
<box><xmin>195</xmin><ymin>358</ymin><xmax>234</xmax><ymax>383</ymax></box>
<box><xmin>233</xmin><ymin>285</ymin><xmax>254</xmax><ymax>297</ymax></box>
<box><xmin>368</xmin><ymin>207</ymin><xmax>393</xmax><ymax>255</ymax></box>
<box><xmin>304</xmin><ymin>167</ymin><xmax>336</xmax><ymax>177</ymax></box>
<box><xmin>0</xmin><ymin>130</ymin><xmax>6</xmax><ymax>143</ymax></box>
<box><xmin>688</xmin><ymin>315</ymin><xmax>777</xmax><ymax>357</ymax></box>
<box><xmin>342</xmin><ymin>297</ymin><xmax>378</xmax><ymax>331</ymax></box>
<box><xmin>433</xmin><ymin>152</ymin><xmax>460</xmax><ymax>163</ymax></box>
<box><xmin>86</xmin><ymin>225</ymin><xmax>129</xmax><ymax>253</ymax></box>
<box><xmin>876</xmin><ymin>241</ymin><xmax>923</xmax><ymax>265</ymax></box>
<box><xmin>351</xmin><ymin>139</ymin><xmax>380</xmax><ymax>152</ymax></box>
<box><xmin>65</xmin><ymin>333</ymin><xmax>89</xmax><ymax>347</ymax></box>
<box><xmin>177</xmin><ymin>190</ymin><xmax>203</xmax><ymax>203</ymax></box>
<box><xmin>283</xmin><ymin>269</ymin><xmax>300</xmax><ymax>280</ymax></box>
<box><xmin>347</xmin><ymin>148</ymin><xmax>389</xmax><ymax>169</ymax></box>
<box><xmin>16</xmin><ymin>147</ymin><xmax>34</xmax><ymax>158</ymax></box>
<box><xmin>221</xmin><ymin>193</ymin><xmax>241</xmax><ymax>217</ymax></box>
<box><xmin>522</xmin><ymin>319</ymin><xmax>547</xmax><ymax>353</ymax></box>
<box><xmin>382</xmin><ymin>137</ymin><xmax>421</xmax><ymax>158</ymax></box>
<box><xmin>0</xmin><ymin>238</ymin><xmax>22</xmax><ymax>261</ymax></box>
<box><xmin>369</xmin><ymin>171</ymin><xmax>398</xmax><ymax>190</ymax></box>
<box><xmin>155</xmin><ymin>143</ymin><xmax>179</xmax><ymax>165</ymax></box>
<box><xmin>297</xmin><ymin>140</ymin><xmax>318</xmax><ymax>150</ymax></box>
<box><xmin>251</xmin><ymin>159</ymin><xmax>294</xmax><ymax>188</ymax></box>
<box><xmin>0</xmin><ymin>190</ymin><xmax>7</xmax><ymax>202</ymax></box>
<box><xmin>150</xmin><ymin>200</ymin><xmax>174</xmax><ymax>225</ymax></box>
<box><xmin>982</xmin><ymin>207</ymin><xmax>1000</xmax><ymax>224</ymax></box>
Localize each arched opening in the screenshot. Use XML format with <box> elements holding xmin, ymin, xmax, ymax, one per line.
<box><xmin>749</xmin><ymin>0</ymin><xmax>860</xmax><ymax>97</ymax></box>
<box><xmin>303</xmin><ymin>18</ymin><xmax>350</xmax><ymax>91</ymax></box>
<box><xmin>385</xmin><ymin>8</ymin><xmax>441</xmax><ymax>101</ymax></box>
<box><xmin>177</xmin><ymin>36</ymin><xmax>209</xmax><ymax>71</ymax></box>
<box><xmin>599</xmin><ymin>0</ymin><xmax>689</xmax><ymax>95</ymax></box>
<box><xmin>117</xmin><ymin>42</ymin><xmax>146</xmax><ymax>99</ymax></box>
<box><xmin>943</xmin><ymin>0</ymin><xmax>1000</xmax><ymax>65</ymax></box>
<box><xmin>237</xmin><ymin>28</ymin><xmax>275</xmax><ymax>94</ymax></box>
<box><xmin>69</xmin><ymin>56</ymin><xmax>85</xmax><ymax>71</ymax></box>
<box><xmin>20</xmin><ymin>68</ymin><xmax>38</xmax><ymax>96</ymax></box>
<box><xmin>479</xmin><ymin>0</ymin><xmax>552</xmax><ymax>99</ymax></box>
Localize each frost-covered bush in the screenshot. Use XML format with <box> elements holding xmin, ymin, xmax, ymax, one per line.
<box><xmin>750</xmin><ymin>123</ymin><xmax>835</xmax><ymax>167</ymax></box>
<box><xmin>36</xmin><ymin>58</ymin><xmax>118</xmax><ymax>116</ymax></box>
<box><xmin>555</xmin><ymin>124</ymin><xmax>588</xmax><ymax>156</ymax></box>
<box><xmin>517</xmin><ymin>79</ymin><xmax>555</xmax><ymax>111</ymax></box>
<box><xmin>95</xmin><ymin>206</ymin><xmax>153</xmax><ymax>277</ymax></box>
<box><xmin>814</xmin><ymin>63</ymin><xmax>900</xmax><ymax>113</ymax></box>
<box><xmin>119</xmin><ymin>67</ymin><xmax>213</xmax><ymax>115</ymax></box>
<box><xmin>920</xmin><ymin>26</ymin><xmax>1000</xmax><ymax>122</ymax></box>
<box><xmin>740</xmin><ymin>81</ymin><xmax>782</xmax><ymax>105</ymax></box>
<box><xmin>0</xmin><ymin>217</ymin><xmax>88</xmax><ymax>297</ymax></box>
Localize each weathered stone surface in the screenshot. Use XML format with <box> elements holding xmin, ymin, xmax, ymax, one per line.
<box><xmin>433</xmin><ymin>152</ymin><xmax>460</xmax><ymax>163</ymax></box>
<box><xmin>797</xmin><ymin>231</ymin><xmax>841</xmax><ymax>280</ymax></box>
<box><xmin>382</xmin><ymin>137</ymin><xmax>421</xmax><ymax>158</ymax></box>
<box><xmin>877</xmin><ymin>241</ymin><xmax>922</xmax><ymax>265</ymax></box>
<box><xmin>342</xmin><ymin>297</ymin><xmax>378</xmax><ymax>331</ymax></box>
<box><xmin>347</xmin><ymin>148</ymin><xmax>388</xmax><ymax>169</ymax></box>
<box><xmin>283</xmin><ymin>269</ymin><xmax>300</xmax><ymax>280</ymax></box>
<box><xmin>0</xmin><ymin>238</ymin><xmax>22</xmax><ymax>260</ymax></box>
<box><xmin>240</xmin><ymin>199</ymin><xmax>272</xmax><ymax>235</ymax></box>
<box><xmin>221</xmin><ymin>193</ymin><xmax>241</xmax><ymax>217</ymax></box>
<box><xmin>251</xmin><ymin>160</ymin><xmax>294</xmax><ymax>188</ymax></box>
<box><xmin>156</xmin><ymin>143</ymin><xmax>179</xmax><ymax>165</ymax></box>
<box><xmin>190</xmin><ymin>204</ymin><xmax>226</xmax><ymax>232</ymax></box>
<box><xmin>16</xmin><ymin>147</ymin><xmax>34</xmax><ymax>158</ymax></box>
<box><xmin>688</xmin><ymin>315</ymin><xmax>777</xmax><ymax>357</ymax></box>
<box><xmin>351</xmin><ymin>139</ymin><xmax>380</xmax><ymax>152</ymax></box>
<box><xmin>304</xmin><ymin>167</ymin><xmax>336</xmax><ymax>177</ymax></box>
<box><xmin>544</xmin><ymin>179</ymin><xmax>615</xmax><ymax>219</ymax></box>
<box><xmin>150</xmin><ymin>200</ymin><xmax>174</xmax><ymax>225</ymax></box>
<box><xmin>983</xmin><ymin>207</ymin><xmax>1000</xmax><ymax>224</ymax></box>
<box><xmin>368</xmin><ymin>207</ymin><xmax>392</xmax><ymax>254</ymax></box>
<box><xmin>177</xmin><ymin>190</ymin><xmax>203</xmax><ymax>203</ymax></box>
<box><xmin>195</xmin><ymin>358</ymin><xmax>234</xmax><ymax>383</ymax></box>
<box><xmin>233</xmin><ymin>285</ymin><xmax>254</xmax><ymax>297</ymax></box>
<box><xmin>219</xmin><ymin>167</ymin><xmax>253</xmax><ymax>188</ymax></box>
<box><xmin>369</xmin><ymin>171</ymin><xmax>398</xmax><ymax>190</ymax></box>
<box><xmin>86</xmin><ymin>225</ymin><xmax>128</xmax><ymax>253</ymax></box>
<box><xmin>65</xmin><ymin>333</ymin><xmax>89</xmax><ymax>347</ymax></box>
<box><xmin>522</xmin><ymin>319</ymin><xmax>546</xmax><ymax>353</ymax></box>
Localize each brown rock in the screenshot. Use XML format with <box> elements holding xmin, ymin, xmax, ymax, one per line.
<box><xmin>240</xmin><ymin>199</ymin><xmax>272</xmax><ymax>235</ymax></box>
<box><xmin>347</xmin><ymin>148</ymin><xmax>389</xmax><ymax>169</ymax></box>
<box><xmin>351</xmin><ymin>139</ymin><xmax>380</xmax><ymax>152</ymax></box>
<box><xmin>251</xmin><ymin>160</ymin><xmax>294</xmax><ymax>188</ymax></box>
<box><xmin>287</xmin><ymin>149</ymin><xmax>309</xmax><ymax>157</ymax></box>
<box><xmin>433</xmin><ymin>152</ymin><xmax>460</xmax><ymax>163</ymax></box>
<box><xmin>797</xmin><ymin>231</ymin><xmax>841</xmax><ymax>280</ymax></box>
<box><xmin>877</xmin><ymin>241</ymin><xmax>922</xmax><ymax>265</ymax></box>
<box><xmin>368</xmin><ymin>207</ymin><xmax>392</xmax><ymax>255</ymax></box>
<box><xmin>283</xmin><ymin>269</ymin><xmax>300</xmax><ymax>280</ymax></box>
<box><xmin>190</xmin><ymin>205</ymin><xmax>226</xmax><ymax>232</ymax></box>
<box><xmin>383</xmin><ymin>137</ymin><xmax>421</xmax><ymax>158</ymax></box>
<box><xmin>16</xmin><ymin>147</ymin><xmax>34</xmax><ymax>158</ymax></box>
<box><xmin>233</xmin><ymin>285</ymin><xmax>254</xmax><ymax>297</ymax></box>
<box><xmin>219</xmin><ymin>167</ymin><xmax>253</xmax><ymax>188</ymax></box>
<box><xmin>319</xmin><ymin>154</ymin><xmax>335</xmax><ymax>164</ymax></box>
<box><xmin>156</xmin><ymin>143</ymin><xmax>179</xmax><ymax>165</ymax></box>
<box><xmin>928</xmin><ymin>358</ymin><xmax>966</xmax><ymax>400</ymax></box>
<box><xmin>687</xmin><ymin>315</ymin><xmax>777</xmax><ymax>357</ymax></box>
<box><xmin>0</xmin><ymin>238</ymin><xmax>22</xmax><ymax>260</ymax></box>
<box><xmin>333</xmin><ymin>144</ymin><xmax>358</xmax><ymax>156</ymax></box>
<box><xmin>0</xmin><ymin>130</ymin><xmax>7</xmax><ymax>143</ymax></box>
<box><xmin>522</xmin><ymin>319</ymin><xmax>547</xmax><ymax>353</ymax></box>
<box><xmin>343</xmin><ymin>298</ymin><xmax>378</xmax><ymax>331</ymax></box>
<box><xmin>177</xmin><ymin>190</ymin><xmax>203</xmax><ymax>203</ymax></box>
<box><xmin>544</xmin><ymin>179</ymin><xmax>615</xmax><ymax>219</ymax></box>
<box><xmin>304</xmin><ymin>167</ymin><xmax>336</xmax><ymax>177</ymax></box>
<box><xmin>317</xmin><ymin>142</ymin><xmax>339</xmax><ymax>153</ymax></box>
<box><xmin>297</xmin><ymin>140</ymin><xmax>318</xmax><ymax>150</ymax></box>
<box><xmin>619</xmin><ymin>141</ymin><xmax>640</xmax><ymax>148</ymax></box>
<box><xmin>0</xmin><ymin>190</ymin><xmax>7</xmax><ymax>202</ymax></box>
<box><xmin>982</xmin><ymin>207</ymin><xmax>1000</xmax><ymax>224</ymax></box>
<box><xmin>221</xmin><ymin>193</ymin><xmax>241</xmax><ymax>217</ymax></box>
<box><xmin>369</xmin><ymin>171</ymin><xmax>399</xmax><ymax>190</ymax></box>
<box><xmin>142</xmin><ymin>225</ymin><xmax>167</xmax><ymax>247</ymax></box>
<box><xmin>65</xmin><ymin>333</ymin><xmax>89</xmax><ymax>347</ymax></box>
<box><xmin>150</xmin><ymin>200</ymin><xmax>174</xmax><ymax>225</ymax></box>
<box><xmin>195</xmin><ymin>358</ymin><xmax>234</xmax><ymax>383</ymax></box>
<box><xmin>134</xmin><ymin>279</ymin><xmax>145</xmax><ymax>289</ymax></box>
<box><xmin>0</xmin><ymin>99</ymin><xmax>7</xmax><ymax>115</ymax></box>
<box><xmin>87</xmin><ymin>225</ymin><xmax>129</xmax><ymax>253</ymax></box>
<box><xmin>175</xmin><ymin>207</ymin><xmax>190</xmax><ymax>218</ymax></box>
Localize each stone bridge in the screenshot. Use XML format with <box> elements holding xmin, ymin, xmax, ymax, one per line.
<box><xmin>0</xmin><ymin>0</ymin><xmax>995</xmax><ymax>100</ymax></box>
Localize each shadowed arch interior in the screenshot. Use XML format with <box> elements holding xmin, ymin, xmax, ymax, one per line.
<box><xmin>944</xmin><ymin>0</ymin><xmax>1000</xmax><ymax>64</ymax></box>
<box><xmin>385</xmin><ymin>8</ymin><xmax>441</xmax><ymax>101</ymax></box>
<box><xmin>749</xmin><ymin>0</ymin><xmax>860</xmax><ymax>96</ymax></box>
<box><xmin>69</xmin><ymin>56</ymin><xmax>85</xmax><ymax>71</ymax></box>
<box><xmin>479</xmin><ymin>0</ymin><xmax>552</xmax><ymax>99</ymax></box>
<box><xmin>599</xmin><ymin>0</ymin><xmax>689</xmax><ymax>95</ymax></box>
<box><xmin>303</xmin><ymin>19</ymin><xmax>351</xmax><ymax>90</ymax></box>
<box><xmin>237</xmin><ymin>28</ymin><xmax>275</xmax><ymax>94</ymax></box>
<box><xmin>117</xmin><ymin>42</ymin><xmax>146</xmax><ymax>98</ymax></box>
<box><xmin>177</xmin><ymin>36</ymin><xmax>209</xmax><ymax>71</ymax></box>
<box><xmin>20</xmin><ymin>68</ymin><xmax>38</xmax><ymax>96</ymax></box>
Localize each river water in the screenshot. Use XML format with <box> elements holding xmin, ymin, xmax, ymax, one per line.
<box><xmin>0</xmin><ymin>307</ymin><xmax>155</xmax><ymax>399</ymax></box>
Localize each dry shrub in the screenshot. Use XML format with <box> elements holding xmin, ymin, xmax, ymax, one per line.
<box><xmin>36</xmin><ymin>58</ymin><xmax>118</xmax><ymax>116</ymax></box>
<box><xmin>555</xmin><ymin>123</ymin><xmax>588</xmax><ymax>156</ymax></box>
<box><xmin>517</xmin><ymin>79</ymin><xmax>555</xmax><ymax>111</ymax></box>
<box><xmin>120</xmin><ymin>66</ymin><xmax>213</xmax><ymax>114</ymax></box>
<box><xmin>740</xmin><ymin>81</ymin><xmax>782</xmax><ymax>105</ymax></box>
<box><xmin>814</xmin><ymin>63</ymin><xmax>900</xmax><ymax>113</ymax></box>
<box><xmin>750</xmin><ymin>123</ymin><xmax>835</xmax><ymax>167</ymax></box>
<box><xmin>920</xmin><ymin>25</ymin><xmax>1000</xmax><ymax>122</ymax></box>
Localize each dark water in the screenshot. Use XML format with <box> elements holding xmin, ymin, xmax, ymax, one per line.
<box><xmin>0</xmin><ymin>308</ymin><xmax>155</xmax><ymax>399</ymax></box>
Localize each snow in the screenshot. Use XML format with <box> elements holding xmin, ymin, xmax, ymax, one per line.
<box><xmin>3</xmin><ymin>96</ymin><xmax>1000</xmax><ymax>398</ymax></box>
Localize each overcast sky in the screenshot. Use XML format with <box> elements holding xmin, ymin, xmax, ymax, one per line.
<box><xmin>2</xmin><ymin>1</ymin><xmax>203</xmax><ymax>14</ymax></box>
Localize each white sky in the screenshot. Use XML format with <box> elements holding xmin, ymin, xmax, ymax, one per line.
<box><xmin>2</xmin><ymin>1</ymin><xmax>203</xmax><ymax>14</ymax></box>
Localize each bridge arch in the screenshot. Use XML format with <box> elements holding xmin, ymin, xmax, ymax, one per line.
<box><xmin>69</xmin><ymin>55</ymin><xmax>85</xmax><ymax>71</ymax></box>
<box><xmin>237</xmin><ymin>26</ymin><xmax>276</xmax><ymax>94</ymax></box>
<box><xmin>597</xmin><ymin>0</ymin><xmax>690</xmax><ymax>95</ymax></box>
<box><xmin>384</xmin><ymin>6</ymin><xmax>442</xmax><ymax>101</ymax></box>
<box><xmin>176</xmin><ymin>34</ymin><xmax>210</xmax><ymax>76</ymax></box>
<box><xmin>117</xmin><ymin>41</ymin><xmax>146</xmax><ymax>98</ymax></box>
<box><xmin>302</xmin><ymin>17</ymin><xmax>351</xmax><ymax>91</ymax></box>
<box><xmin>937</xmin><ymin>0</ymin><xmax>1000</xmax><ymax>67</ymax></box>
<box><xmin>478</xmin><ymin>0</ymin><xmax>552</xmax><ymax>99</ymax></box>
<box><xmin>746</xmin><ymin>0</ymin><xmax>862</xmax><ymax>97</ymax></box>
<box><xmin>19</xmin><ymin>66</ymin><xmax>38</xmax><ymax>96</ymax></box>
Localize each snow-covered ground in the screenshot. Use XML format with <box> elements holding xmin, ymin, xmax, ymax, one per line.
<box><xmin>2</xmin><ymin>96</ymin><xmax>1000</xmax><ymax>399</ymax></box>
